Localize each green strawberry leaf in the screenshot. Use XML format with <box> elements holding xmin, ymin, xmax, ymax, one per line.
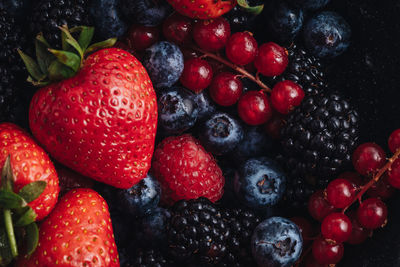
<box><xmin>0</xmin><ymin>190</ymin><xmax>27</xmax><ymax>209</ymax></box>
<box><xmin>1</xmin><ymin>156</ymin><xmax>13</xmax><ymax>192</ymax></box>
<box><xmin>35</xmin><ymin>33</ymin><xmax>55</xmax><ymax>75</ymax></box>
<box><xmin>24</xmin><ymin>223</ymin><xmax>39</xmax><ymax>256</ymax></box>
<box><xmin>59</xmin><ymin>25</ymin><xmax>84</xmax><ymax>60</ymax></box>
<box><xmin>237</xmin><ymin>0</ymin><xmax>264</xmax><ymax>15</ymax></box>
<box><xmin>71</xmin><ymin>26</ymin><xmax>95</xmax><ymax>52</ymax></box>
<box><xmin>17</xmin><ymin>49</ymin><xmax>46</xmax><ymax>82</ymax></box>
<box><xmin>48</xmin><ymin>49</ymin><xmax>81</xmax><ymax>72</ymax></box>
<box><xmin>48</xmin><ymin>61</ymin><xmax>76</xmax><ymax>81</ymax></box>
<box><xmin>18</xmin><ymin>181</ymin><xmax>47</xmax><ymax>204</ymax></box>
<box><xmin>14</xmin><ymin>207</ymin><xmax>37</xmax><ymax>227</ymax></box>
<box><xmin>86</xmin><ymin>38</ymin><xmax>117</xmax><ymax>55</ymax></box>
<box><xmin>0</xmin><ymin>228</ymin><xmax>12</xmax><ymax>266</ymax></box>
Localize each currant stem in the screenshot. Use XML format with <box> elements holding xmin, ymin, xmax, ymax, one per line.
<box><xmin>191</xmin><ymin>46</ymin><xmax>272</xmax><ymax>93</ymax></box>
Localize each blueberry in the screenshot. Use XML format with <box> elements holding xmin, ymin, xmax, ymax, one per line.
<box><xmin>291</xmin><ymin>0</ymin><xmax>330</xmax><ymax>10</ymax></box>
<box><xmin>251</xmin><ymin>217</ymin><xmax>303</xmax><ymax>267</ymax></box>
<box><xmin>234</xmin><ymin>157</ymin><xmax>286</xmax><ymax>210</ymax></box>
<box><xmin>142</xmin><ymin>41</ymin><xmax>184</xmax><ymax>88</ymax></box>
<box><xmin>199</xmin><ymin>112</ymin><xmax>244</xmax><ymax>155</ymax></box>
<box><xmin>90</xmin><ymin>0</ymin><xmax>128</xmax><ymax>39</ymax></box>
<box><xmin>120</xmin><ymin>0</ymin><xmax>172</xmax><ymax>26</ymax></box>
<box><xmin>116</xmin><ymin>174</ymin><xmax>161</xmax><ymax>217</ymax></box>
<box><xmin>303</xmin><ymin>11</ymin><xmax>351</xmax><ymax>58</ymax></box>
<box><xmin>192</xmin><ymin>90</ymin><xmax>217</xmax><ymax>122</ymax></box>
<box><xmin>157</xmin><ymin>87</ymin><xmax>199</xmax><ymax>134</ymax></box>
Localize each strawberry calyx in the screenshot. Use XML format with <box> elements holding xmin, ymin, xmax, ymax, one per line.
<box><xmin>18</xmin><ymin>25</ymin><xmax>117</xmax><ymax>87</ymax></box>
<box><xmin>236</xmin><ymin>0</ymin><xmax>264</xmax><ymax>15</ymax></box>
<box><xmin>0</xmin><ymin>156</ymin><xmax>46</xmax><ymax>266</ymax></box>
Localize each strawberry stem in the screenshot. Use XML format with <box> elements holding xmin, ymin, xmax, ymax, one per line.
<box><xmin>4</xmin><ymin>209</ymin><xmax>17</xmax><ymax>258</ymax></box>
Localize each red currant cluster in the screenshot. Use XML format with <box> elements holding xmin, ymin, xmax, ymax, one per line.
<box><xmin>299</xmin><ymin>129</ymin><xmax>400</xmax><ymax>266</ymax></box>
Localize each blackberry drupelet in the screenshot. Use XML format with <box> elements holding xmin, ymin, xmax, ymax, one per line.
<box><xmin>133</xmin><ymin>249</ymin><xmax>171</xmax><ymax>267</ymax></box>
<box><xmin>0</xmin><ymin>65</ymin><xmax>19</xmax><ymax>123</ymax></box>
<box><xmin>168</xmin><ymin>198</ymin><xmax>229</xmax><ymax>265</ymax></box>
<box><xmin>29</xmin><ymin>0</ymin><xmax>92</xmax><ymax>47</ymax></box>
<box><xmin>281</xmin><ymin>92</ymin><xmax>359</xmax><ymax>180</ymax></box>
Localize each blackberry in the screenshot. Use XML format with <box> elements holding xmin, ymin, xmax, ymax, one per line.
<box><xmin>29</xmin><ymin>0</ymin><xmax>92</xmax><ymax>47</ymax></box>
<box><xmin>133</xmin><ymin>249</ymin><xmax>171</xmax><ymax>267</ymax></box>
<box><xmin>168</xmin><ymin>198</ymin><xmax>229</xmax><ymax>265</ymax></box>
<box><xmin>280</xmin><ymin>92</ymin><xmax>360</xmax><ymax>181</ymax></box>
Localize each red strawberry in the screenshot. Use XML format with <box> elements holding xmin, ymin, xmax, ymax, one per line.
<box><xmin>21</xmin><ymin>26</ymin><xmax>158</xmax><ymax>189</ymax></box>
<box><xmin>152</xmin><ymin>134</ymin><xmax>225</xmax><ymax>205</ymax></box>
<box><xmin>17</xmin><ymin>188</ymin><xmax>119</xmax><ymax>266</ymax></box>
<box><xmin>0</xmin><ymin>123</ymin><xmax>59</xmax><ymax>221</ymax></box>
<box><xmin>167</xmin><ymin>0</ymin><xmax>236</xmax><ymax>19</ymax></box>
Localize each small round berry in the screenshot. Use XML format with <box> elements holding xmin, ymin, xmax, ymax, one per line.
<box><xmin>225</xmin><ymin>32</ymin><xmax>258</xmax><ymax>65</ymax></box>
<box><xmin>254</xmin><ymin>42</ymin><xmax>288</xmax><ymax>77</ymax></box>
<box><xmin>271</xmin><ymin>80</ymin><xmax>305</xmax><ymax>114</ymax></box>
<box><xmin>312</xmin><ymin>237</ymin><xmax>344</xmax><ymax>265</ymax></box>
<box><xmin>357</xmin><ymin>198</ymin><xmax>388</xmax><ymax>229</ymax></box>
<box><xmin>127</xmin><ymin>24</ymin><xmax>160</xmax><ymax>51</ymax></box>
<box><xmin>193</xmin><ymin>17</ymin><xmax>231</xmax><ymax>51</ymax></box>
<box><xmin>352</xmin><ymin>143</ymin><xmax>386</xmax><ymax>176</ymax></box>
<box><xmin>388</xmin><ymin>158</ymin><xmax>400</xmax><ymax>189</ymax></box>
<box><xmin>163</xmin><ymin>12</ymin><xmax>193</xmax><ymax>45</ymax></box>
<box><xmin>264</xmin><ymin>113</ymin><xmax>285</xmax><ymax>140</ymax></box>
<box><xmin>237</xmin><ymin>91</ymin><xmax>272</xmax><ymax>125</ymax></box>
<box><xmin>308</xmin><ymin>190</ymin><xmax>336</xmax><ymax>222</ymax></box>
<box><xmin>180</xmin><ymin>58</ymin><xmax>213</xmax><ymax>93</ymax></box>
<box><xmin>209</xmin><ymin>72</ymin><xmax>243</xmax><ymax>106</ymax></box>
<box><xmin>346</xmin><ymin>210</ymin><xmax>372</xmax><ymax>245</ymax></box>
<box><xmin>367</xmin><ymin>173</ymin><xmax>395</xmax><ymax>199</ymax></box>
<box><xmin>338</xmin><ymin>172</ymin><xmax>363</xmax><ymax>188</ymax></box>
<box><xmin>389</xmin><ymin>129</ymin><xmax>400</xmax><ymax>153</ymax></box>
<box><xmin>326</xmin><ymin>178</ymin><xmax>356</xmax><ymax>209</ymax></box>
<box><xmin>321</xmin><ymin>212</ymin><xmax>352</xmax><ymax>243</ymax></box>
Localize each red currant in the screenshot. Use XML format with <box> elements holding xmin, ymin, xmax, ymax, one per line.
<box><xmin>388</xmin><ymin>158</ymin><xmax>400</xmax><ymax>189</ymax></box>
<box><xmin>338</xmin><ymin>172</ymin><xmax>363</xmax><ymax>188</ymax></box>
<box><xmin>180</xmin><ymin>58</ymin><xmax>213</xmax><ymax>93</ymax></box>
<box><xmin>352</xmin><ymin>143</ymin><xmax>386</xmax><ymax>176</ymax></box>
<box><xmin>321</xmin><ymin>212</ymin><xmax>352</xmax><ymax>243</ymax></box>
<box><xmin>254</xmin><ymin>42</ymin><xmax>288</xmax><ymax>77</ymax></box>
<box><xmin>346</xmin><ymin>210</ymin><xmax>372</xmax><ymax>245</ymax></box>
<box><xmin>237</xmin><ymin>91</ymin><xmax>272</xmax><ymax>125</ymax></box>
<box><xmin>209</xmin><ymin>72</ymin><xmax>243</xmax><ymax>106</ymax></box>
<box><xmin>312</xmin><ymin>237</ymin><xmax>344</xmax><ymax>265</ymax></box>
<box><xmin>308</xmin><ymin>190</ymin><xmax>336</xmax><ymax>222</ymax></box>
<box><xmin>163</xmin><ymin>12</ymin><xmax>193</xmax><ymax>45</ymax></box>
<box><xmin>264</xmin><ymin>113</ymin><xmax>285</xmax><ymax>139</ymax></box>
<box><xmin>326</xmin><ymin>178</ymin><xmax>356</xmax><ymax>209</ymax></box>
<box><xmin>193</xmin><ymin>17</ymin><xmax>231</xmax><ymax>51</ymax></box>
<box><xmin>291</xmin><ymin>217</ymin><xmax>314</xmax><ymax>245</ymax></box>
<box><xmin>271</xmin><ymin>80</ymin><xmax>304</xmax><ymax>114</ymax></box>
<box><xmin>225</xmin><ymin>32</ymin><xmax>258</xmax><ymax>65</ymax></box>
<box><xmin>388</xmin><ymin>129</ymin><xmax>400</xmax><ymax>153</ymax></box>
<box><xmin>126</xmin><ymin>24</ymin><xmax>159</xmax><ymax>51</ymax></box>
<box><xmin>357</xmin><ymin>198</ymin><xmax>388</xmax><ymax>229</ymax></box>
<box><xmin>367</xmin><ymin>173</ymin><xmax>395</xmax><ymax>199</ymax></box>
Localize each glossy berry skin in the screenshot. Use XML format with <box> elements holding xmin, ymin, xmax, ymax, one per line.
<box><xmin>167</xmin><ymin>0</ymin><xmax>236</xmax><ymax>19</ymax></box>
<box><xmin>254</xmin><ymin>42</ymin><xmax>289</xmax><ymax>77</ymax></box>
<box><xmin>127</xmin><ymin>24</ymin><xmax>160</xmax><ymax>51</ymax></box>
<box><xmin>388</xmin><ymin>129</ymin><xmax>400</xmax><ymax>153</ymax></box>
<box><xmin>251</xmin><ymin>217</ymin><xmax>303</xmax><ymax>267</ymax></box>
<box><xmin>193</xmin><ymin>17</ymin><xmax>231</xmax><ymax>51</ymax></box>
<box><xmin>271</xmin><ymin>80</ymin><xmax>305</xmax><ymax>114</ymax></box>
<box><xmin>120</xmin><ymin>0</ymin><xmax>172</xmax><ymax>26</ymax></box>
<box><xmin>308</xmin><ymin>190</ymin><xmax>336</xmax><ymax>222</ymax></box>
<box><xmin>209</xmin><ymin>72</ymin><xmax>243</xmax><ymax>106</ymax></box>
<box><xmin>321</xmin><ymin>212</ymin><xmax>352</xmax><ymax>243</ymax></box>
<box><xmin>225</xmin><ymin>32</ymin><xmax>258</xmax><ymax>65</ymax></box>
<box><xmin>162</xmin><ymin>12</ymin><xmax>193</xmax><ymax>45</ymax></box>
<box><xmin>312</xmin><ymin>237</ymin><xmax>344</xmax><ymax>265</ymax></box>
<box><xmin>199</xmin><ymin>112</ymin><xmax>244</xmax><ymax>155</ymax></box>
<box><xmin>352</xmin><ymin>143</ymin><xmax>386</xmax><ymax>176</ymax></box>
<box><xmin>180</xmin><ymin>58</ymin><xmax>213</xmax><ymax>93</ymax></box>
<box><xmin>388</xmin><ymin>158</ymin><xmax>400</xmax><ymax>188</ymax></box>
<box><xmin>234</xmin><ymin>157</ymin><xmax>286</xmax><ymax>210</ymax></box>
<box><xmin>152</xmin><ymin>134</ymin><xmax>225</xmax><ymax>205</ymax></box>
<box><xmin>142</xmin><ymin>41</ymin><xmax>184</xmax><ymax>88</ymax></box>
<box><xmin>326</xmin><ymin>178</ymin><xmax>356</xmax><ymax>209</ymax></box>
<box><xmin>357</xmin><ymin>198</ymin><xmax>388</xmax><ymax>229</ymax></box>
<box><xmin>238</xmin><ymin>91</ymin><xmax>272</xmax><ymax>125</ymax></box>
<box><xmin>346</xmin><ymin>210</ymin><xmax>372</xmax><ymax>245</ymax></box>
<box><xmin>338</xmin><ymin>171</ymin><xmax>363</xmax><ymax>188</ymax></box>
<box><xmin>303</xmin><ymin>11</ymin><xmax>351</xmax><ymax>58</ymax></box>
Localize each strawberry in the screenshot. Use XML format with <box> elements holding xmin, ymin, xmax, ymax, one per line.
<box><xmin>16</xmin><ymin>188</ymin><xmax>119</xmax><ymax>266</ymax></box>
<box><xmin>151</xmin><ymin>134</ymin><xmax>225</xmax><ymax>205</ymax></box>
<box><xmin>19</xmin><ymin>26</ymin><xmax>158</xmax><ymax>189</ymax></box>
<box><xmin>0</xmin><ymin>123</ymin><xmax>59</xmax><ymax>221</ymax></box>
<box><xmin>167</xmin><ymin>0</ymin><xmax>236</xmax><ymax>19</ymax></box>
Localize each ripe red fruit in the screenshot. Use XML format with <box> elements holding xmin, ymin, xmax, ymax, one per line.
<box><xmin>152</xmin><ymin>134</ymin><xmax>225</xmax><ymax>205</ymax></box>
<box><xmin>254</xmin><ymin>42</ymin><xmax>288</xmax><ymax>77</ymax></box>
<box><xmin>180</xmin><ymin>58</ymin><xmax>213</xmax><ymax>93</ymax></box>
<box><xmin>312</xmin><ymin>237</ymin><xmax>344</xmax><ymax>265</ymax></box>
<box><xmin>352</xmin><ymin>143</ymin><xmax>386</xmax><ymax>176</ymax></box>
<box><xmin>209</xmin><ymin>72</ymin><xmax>243</xmax><ymax>106</ymax></box>
<box><xmin>346</xmin><ymin>210</ymin><xmax>372</xmax><ymax>245</ymax></box>
<box><xmin>321</xmin><ymin>212</ymin><xmax>352</xmax><ymax>243</ymax></box>
<box><xmin>166</xmin><ymin>0</ymin><xmax>236</xmax><ymax>19</ymax></box>
<box><xmin>264</xmin><ymin>112</ymin><xmax>285</xmax><ymax>139</ymax></box>
<box><xmin>388</xmin><ymin>158</ymin><xmax>400</xmax><ymax>188</ymax></box>
<box><xmin>126</xmin><ymin>24</ymin><xmax>159</xmax><ymax>51</ymax></box>
<box><xmin>308</xmin><ymin>190</ymin><xmax>337</xmax><ymax>222</ymax></box>
<box><xmin>291</xmin><ymin>217</ymin><xmax>314</xmax><ymax>245</ymax></box>
<box><xmin>338</xmin><ymin>171</ymin><xmax>363</xmax><ymax>188</ymax></box>
<box><xmin>271</xmin><ymin>80</ymin><xmax>304</xmax><ymax>114</ymax></box>
<box><xmin>163</xmin><ymin>12</ymin><xmax>193</xmax><ymax>45</ymax></box>
<box><xmin>326</xmin><ymin>178</ymin><xmax>356</xmax><ymax>209</ymax></box>
<box><xmin>193</xmin><ymin>17</ymin><xmax>231</xmax><ymax>51</ymax></box>
<box><xmin>388</xmin><ymin>129</ymin><xmax>400</xmax><ymax>153</ymax></box>
<box><xmin>367</xmin><ymin>173</ymin><xmax>395</xmax><ymax>199</ymax></box>
<box><xmin>237</xmin><ymin>91</ymin><xmax>272</xmax><ymax>125</ymax></box>
<box><xmin>357</xmin><ymin>198</ymin><xmax>388</xmax><ymax>229</ymax></box>
<box><xmin>225</xmin><ymin>32</ymin><xmax>258</xmax><ymax>65</ymax></box>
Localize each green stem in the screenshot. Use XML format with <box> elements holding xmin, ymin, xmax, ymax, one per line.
<box><xmin>3</xmin><ymin>209</ymin><xmax>17</xmax><ymax>258</ymax></box>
